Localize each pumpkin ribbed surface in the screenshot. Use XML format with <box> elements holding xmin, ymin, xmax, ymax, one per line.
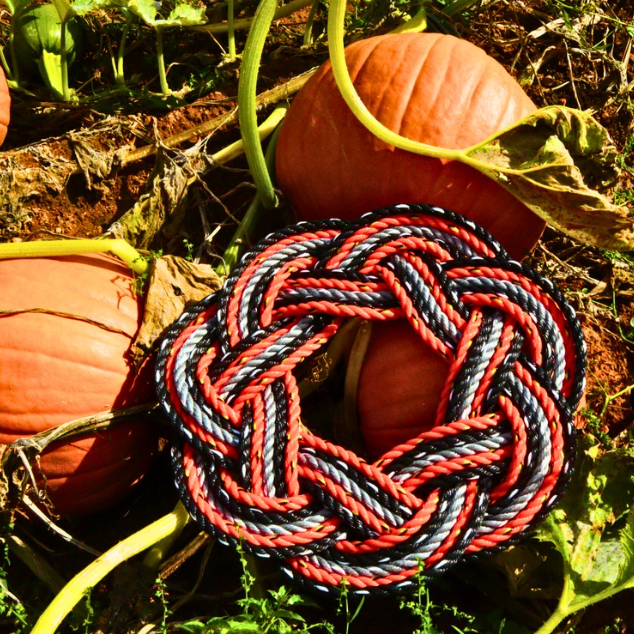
<box><xmin>276</xmin><ymin>32</ymin><xmax>545</xmax><ymax>259</ymax></box>
<box><xmin>0</xmin><ymin>254</ymin><xmax>156</xmax><ymax>516</ymax></box>
<box><xmin>0</xmin><ymin>66</ymin><xmax>9</xmax><ymax>146</ymax></box>
<box><xmin>358</xmin><ymin>320</ymin><xmax>449</xmax><ymax>460</ymax></box>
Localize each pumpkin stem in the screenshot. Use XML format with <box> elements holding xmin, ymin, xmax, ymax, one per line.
<box><xmin>30</xmin><ymin>503</ymin><xmax>191</xmax><ymax>634</ymax></box>
<box><xmin>0</xmin><ymin>238</ymin><xmax>149</xmax><ymax>275</ymax></box>
<box><xmin>324</xmin><ymin>0</ymin><xmax>545</xmax><ymax>176</ymax></box>
<box><xmin>326</xmin><ymin>0</ymin><xmax>460</xmax><ymax>162</ymax></box>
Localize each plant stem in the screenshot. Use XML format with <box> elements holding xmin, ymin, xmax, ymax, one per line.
<box><xmin>238</xmin><ymin>0</ymin><xmax>280</xmax><ymax>209</ymax></box>
<box><xmin>8</xmin><ymin>18</ymin><xmax>19</xmax><ymax>84</ymax></box>
<box><xmin>142</xmin><ymin>520</ymin><xmax>188</xmax><ymax>570</ymax></box>
<box><xmin>0</xmin><ymin>238</ymin><xmax>148</xmax><ymax>275</ymax></box>
<box><xmin>442</xmin><ymin>0</ymin><xmax>480</xmax><ymax>18</ymax></box>
<box><xmin>194</xmin><ymin>105</ymin><xmax>287</xmax><ymax>183</ymax></box>
<box><xmin>38</xmin><ymin>51</ymin><xmax>66</xmax><ymax>101</ymax></box>
<box><xmin>191</xmin><ymin>0</ymin><xmax>312</xmax><ymax>35</ymax></box>
<box><xmin>534</xmin><ymin>608</ymin><xmax>568</xmax><ymax>634</ymax></box>
<box><xmin>60</xmin><ymin>18</ymin><xmax>70</xmax><ymax>100</ymax></box>
<box><xmin>390</xmin><ymin>5</ymin><xmax>427</xmax><ymax>34</ymax></box>
<box><xmin>122</xmin><ymin>70</ymin><xmax>312</xmax><ymax>165</ymax></box>
<box><xmin>325</xmin><ymin>0</ymin><xmax>538</xmax><ymax>179</ymax></box>
<box><xmin>155</xmin><ymin>25</ymin><xmax>170</xmax><ymax>95</ymax></box>
<box><xmin>0</xmin><ymin>45</ymin><xmax>13</xmax><ymax>80</ymax></box>
<box><xmin>30</xmin><ymin>503</ymin><xmax>191</xmax><ymax>634</ymax></box>
<box><xmin>303</xmin><ymin>0</ymin><xmax>320</xmax><ymax>46</ymax></box>
<box><xmin>7</xmin><ymin>534</ymin><xmax>67</xmax><ymax>593</ymax></box>
<box><xmin>227</xmin><ymin>0</ymin><xmax>236</xmax><ymax>58</ymax></box>
<box><xmin>326</xmin><ymin>0</ymin><xmax>456</xmax><ymax>162</ymax></box>
<box><xmin>116</xmin><ymin>9</ymin><xmax>132</xmax><ymax>85</ymax></box>
<box><xmin>219</xmin><ymin>122</ymin><xmax>282</xmax><ymax>275</ymax></box>
<box><xmin>600</xmin><ymin>383</ymin><xmax>634</xmax><ymax>421</ymax></box>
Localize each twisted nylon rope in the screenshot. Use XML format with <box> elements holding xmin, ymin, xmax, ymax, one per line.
<box><xmin>156</xmin><ymin>204</ymin><xmax>586</xmax><ymax>594</ymax></box>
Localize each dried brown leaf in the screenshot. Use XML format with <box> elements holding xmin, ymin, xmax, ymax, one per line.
<box><xmin>132</xmin><ymin>255</ymin><xmax>222</xmax><ymax>363</ymax></box>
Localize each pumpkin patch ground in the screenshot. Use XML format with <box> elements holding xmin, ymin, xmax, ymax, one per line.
<box><xmin>1</xmin><ymin>0</ymin><xmax>634</xmax><ymax>632</ymax></box>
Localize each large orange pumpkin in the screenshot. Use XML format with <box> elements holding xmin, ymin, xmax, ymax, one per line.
<box><xmin>276</xmin><ymin>32</ymin><xmax>544</xmax><ymax>259</ymax></box>
<box><xmin>276</xmin><ymin>33</ymin><xmax>546</xmax><ymax>458</ymax></box>
<box><xmin>0</xmin><ymin>66</ymin><xmax>10</xmax><ymax>146</ymax></box>
<box><xmin>0</xmin><ymin>254</ymin><xmax>156</xmax><ymax>517</ymax></box>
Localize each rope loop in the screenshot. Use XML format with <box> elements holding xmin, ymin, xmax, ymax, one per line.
<box><xmin>156</xmin><ymin>204</ymin><xmax>586</xmax><ymax>593</ymax></box>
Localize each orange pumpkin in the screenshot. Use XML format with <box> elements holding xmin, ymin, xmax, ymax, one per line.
<box><xmin>276</xmin><ymin>32</ymin><xmax>544</xmax><ymax>260</ymax></box>
<box><xmin>357</xmin><ymin>321</ymin><xmax>449</xmax><ymax>460</ymax></box>
<box><xmin>0</xmin><ymin>66</ymin><xmax>10</xmax><ymax>146</ymax></box>
<box><xmin>0</xmin><ymin>254</ymin><xmax>156</xmax><ymax>517</ymax></box>
<box><xmin>277</xmin><ymin>33</ymin><xmax>546</xmax><ymax>458</ymax></box>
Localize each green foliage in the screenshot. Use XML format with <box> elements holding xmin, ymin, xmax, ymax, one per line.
<box><xmin>176</xmin><ymin>543</ymin><xmax>334</xmax><ymax>634</ymax></box>
<box><xmin>155</xmin><ymin>575</ymin><xmax>172</xmax><ymax>634</ymax></box>
<box><xmin>400</xmin><ymin>569</ymin><xmax>444</xmax><ymax>634</ymax></box>
<box><xmin>579</xmin><ymin>407</ymin><xmax>613</xmax><ymax>448</ymax></box>
<box><xmin>10</xmin><ymin>3</ymin><xmax>84</xmax><ymax>99</ymax></box>
<box><xmin>335</xmin><ymin>580</ymin><xmax>364</xmax><ymax>634</ymax></box>
<box><xmin>533</xmin><ymin>435</ymin><xmax>634</xmax><ymax>633</ymax></box>
<box><xmin>3</xmin><ymin>0</ymin><xmax>207</xmax><ymax>99</ymax></box>
<box><xmin>0</xmin><ymin>570</ymin><xmax>30</xmax><ymax>633</ymax></box>
<box><xmin>0</xmin><ymin>536</ymin><xmax>30</xmax><ymax>634</ymax></box>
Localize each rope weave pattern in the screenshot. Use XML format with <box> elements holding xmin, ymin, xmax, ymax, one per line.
<box><xmin>156</xmin><ymin>204</ymin><xmax>586</xmax><ymax>593</ymax></box>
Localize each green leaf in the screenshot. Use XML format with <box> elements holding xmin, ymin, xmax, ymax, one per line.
<box><xmin>70</xmin><ymin>0</ymin><xmax>102</xmax><ymax>15</ymax></box>
<box><xmin>37</xmin><ymin>49</ymin><xmax>65</xmax><ymax>100</ymax></box>
<box><xmin>50</xmin><ymin>0</ymin><xmax>75</xmax><ymax>21</ymax></box>
<box><xmin>533</xmin><ymin>436</ymin><xmax>634</xmax><ymax>634</ymax></box>
<box><xmin>268</xmin><ymin>608</ymin><xmax>305</xmax><ymax>621</ymax></box>
<box><xmin>616</xmin><ymin>504</ymin><xmax>634</xmax><ymax>586</ymax></box>
<box><xmin>467</xmin><ymin>107</ymin><xmax>634</xmax><ymax>251</ymax></box>
<box><xmin>125</xmin><ymin>0</ymin><xmax>157</xmax><ymax>24</ymax></box>
<box><xmin>160</xmin><ymin>2</ymin><xmax>206</xmax><ymax>26</ymax></box>
<box><xmin>175</xmin><ymin>622</ymin><xmax>205</xmax><ymax>633</ymax></box>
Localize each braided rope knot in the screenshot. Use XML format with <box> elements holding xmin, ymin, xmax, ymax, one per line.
<box><xmin>156</xmin><ymin>204</ymin><xmax>586</xmax><ymax>593</ymax></box>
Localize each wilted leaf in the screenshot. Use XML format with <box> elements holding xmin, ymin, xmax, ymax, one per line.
<box><xmin>467</xmin><ymin>106</ymin><xmax>634</xmax><ymax>251</ymax></box>
<box><xmin>107</xmin><ymin>152</ymin><xmax>194</xmax><ymax>249</ymax></box>
<box><xmin>613</xmin><ymin>265</ymin><xmax>634</xmax><ymax>298</ymax></box>
<box><xmin>131</xmin><ymin>255</ymin><xmax>222</xmax><ymax>363</ymax></box>
<box><xmin>67</xmin><ymin>129</ymin><xmax>132</xmax><ymax>190</ymax></box>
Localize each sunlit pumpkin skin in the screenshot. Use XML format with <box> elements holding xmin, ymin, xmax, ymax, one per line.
<box><xmin>357</xmin><ymin>321</ymin><xmax>449</xmax><ymax>460</ymax></box>
<box><xmin>0</xmin><ymin>66</ymin><xmax>10</xmax><ymax>146</ymax></box>
<box><xmin>0</xmin><ymin>254</ymin><xmax>156</xmax><ymax>516</ymax></box>
<box><xmin>276</xmin><ymin>32</ymin><xmax>545</xmax><ymax>260</ymax></box>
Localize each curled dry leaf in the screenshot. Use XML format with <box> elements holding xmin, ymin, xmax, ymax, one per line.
<box><xmin>107</xmin><ymin>151</ymin><xmax>195</xmax><ymax>250</ymax></box>
<box><xmin>131</xmin><ymin>255</ymin><xmax>222</xmax><ymax>364</ymax></box>
<box><xmin>467</xmin><ymin>106</ymin><xmax>634</xmax><ymax>251</ymax></box>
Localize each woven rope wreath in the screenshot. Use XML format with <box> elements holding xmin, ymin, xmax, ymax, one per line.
<box><xmin>156</xmin><ymin>204</ymin><xmax>586</xmax><ymax>593</ymax></box>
